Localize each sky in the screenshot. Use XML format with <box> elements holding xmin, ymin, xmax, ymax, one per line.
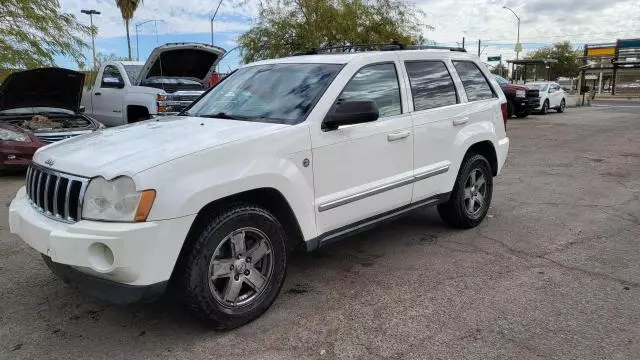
<box><xmin>58</xmin><ymin>0</ymin><xmax>640</xmax><ymax>70</ymax></box>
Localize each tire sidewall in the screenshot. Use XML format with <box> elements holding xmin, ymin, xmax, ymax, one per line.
<box><xmin>558</xmin><ymin>99</ymin><xmax>565</xmax><ymax>113</ymax></box>
<box><xmin>187</xmin><ymin>208</ymin><xmax>287</xmax><ymax>323</ymax></box>
<box><xmin>457</xmin><ymin>155</ymin><xmax>493</xmax><ymax>222</ymax></box>
<box><xmin>541</xmin><ymin>100</ymin><xmax>548</xmax><ymax>114</ymax></box>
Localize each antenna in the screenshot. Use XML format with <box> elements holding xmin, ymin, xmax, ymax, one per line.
<box><xmin>158</xmin><ymin>45</ymin><xmax>166</xmax><ymax>93</ymax></box>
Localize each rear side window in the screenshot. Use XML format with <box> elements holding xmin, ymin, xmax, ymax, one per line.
<box><xmin>453</xmin><ymin>61</ymin><xmax>495</xmax><ymax>102</ymax></box>
<box><xmin>339</xmin><ymin>63</ymin><xmax>402</xmax><ymax>118</ymax></box>
<box><xmin>405</xmin><ymin>61</ymin><xmax>458</xmax><ymax>111</ymax></box>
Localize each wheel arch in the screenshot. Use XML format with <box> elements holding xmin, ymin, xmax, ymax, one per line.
<box><xmin>465</xmin><ymin>140</ymin><xmax>498</xmax><ymax>176</ymax></box>
<box><xmin>126</xmin><ymin>105</ymin><xmax>150</xmax><ymax>123</ymax></box>
<box><xmin>171</xmin><ymin>187</ymin><xmax>305</xmax><ymax>281</ymax></box>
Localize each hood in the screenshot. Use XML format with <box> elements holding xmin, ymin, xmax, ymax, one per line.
<box><xmin>33</xmin><ymin>116</ymin><xmax>287</xmax><ymax>178</ymax></box>
<box><xmin>499</xmin><ymin>83</ymin><xmax>528</xmax><ymax>90</ymax></box>
<box><xmin>0</xmin><ymin>67</ymin><xmax>84</xmax><ymax>112</ymax></box>
<box><xmin>136</xmin><ymin>43</ymin><xmax>226</xmax><ymax>84</ymax></box>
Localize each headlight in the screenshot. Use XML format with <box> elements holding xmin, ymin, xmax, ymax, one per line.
<box><xmin>515</xmin><ymin>90</ymin><xmax>526</xmax><ymax>98</ymax></box>
<box><xmin>82</xmin><ymin>176</ymin><xmax>155</xmax><ymax>222</ymax></box>
<box><xmin>0</xmin><ymin>129</ymin><xmax>29</xmax><ymax>142</ymax></box>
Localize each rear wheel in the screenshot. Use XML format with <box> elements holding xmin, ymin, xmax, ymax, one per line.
<box><xmin>438</xmin><ymin>154</ymin><xmax>493</xmax><ymax>229</ymax></box>
<box><xmin>507</xmin><ymin>100</ymin><xmax>515</xmax><ymax>118</ymax></box>
<box><xmin>181</xmin><ymin>204</ymin><xmax>287</xmax><ymax>329</ymax></box>
<box><xmin>556</xmin><ymin>99</ymin><xmax>566</xmax><ymax>113</ymax></box>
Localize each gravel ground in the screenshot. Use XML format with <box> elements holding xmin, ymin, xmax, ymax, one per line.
<box><xmin>1</xmin><ymin>106</ymin><xmax>639</xmax><ymax>360</ymax></box>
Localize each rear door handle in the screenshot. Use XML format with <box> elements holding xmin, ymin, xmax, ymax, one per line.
<box><xmin>387</xmin><ymin>130</ymin><xmax>411</xmax><ymax>142</ymax></box>
<box><xmin>453</xmin><ymin>117</ymin><xmax>469</xmax><ymax>126</ymax></box>
<box><xmin>94</xmin><ymin>92</ymin><xmax>101</xmax><ymax>96</ymax></box>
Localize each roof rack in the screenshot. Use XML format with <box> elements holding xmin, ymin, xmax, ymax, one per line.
<box><xmin>296</xmin><ymin>42</ymin><xmax>467</xmax><ymax>55</ymax></box>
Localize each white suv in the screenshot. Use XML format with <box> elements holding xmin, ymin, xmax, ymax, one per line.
<box><xmin>9</xmin><ymin>45</ymin><xmax>509</xmax><ymax>329</ymax></box>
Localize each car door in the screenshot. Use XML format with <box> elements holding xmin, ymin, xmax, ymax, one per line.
<box><xmin>399</xmin><ymin>56</ymin><xmax>469</xmax><ymax>202</ymax></box>
<box><xmin>551</xmin><ymin>83</ymin><xmax>563</xmax><ymax>107</ymax></box>
<box><xmin>91</xmin><ymin>65</ymin><xmax>126</xmax><ymax>126</ymax></box>
<box><xmin>310</xmin><ymin>59</ymin><xmax>414</xmax><ymax>236</ymax></box>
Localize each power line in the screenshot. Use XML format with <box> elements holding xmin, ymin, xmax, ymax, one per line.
<box><xmin>482</xmin><ymin>29</ymin><xmax>640</xmax><ymax>42</ymax></box>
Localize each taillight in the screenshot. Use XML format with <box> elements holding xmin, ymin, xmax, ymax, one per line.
<box><xmin>501</xmin><ymin>102</ymin><xmax>509</xmax><ymax>127</ymax></box>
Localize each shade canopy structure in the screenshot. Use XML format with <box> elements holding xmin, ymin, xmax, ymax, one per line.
<box><xmin>505</xmin><ymin>59</ymin><xmax>558</xmax><ymax>83</ymax></box>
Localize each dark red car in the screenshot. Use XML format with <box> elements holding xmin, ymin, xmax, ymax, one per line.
<box><xmin>0</xmin><ymin>68</ymin><xmax>103</xmax><ymax>171</ymax></box>
<box><xmin>494</xmin><ymin>75</ymin><xmax>540</xmax><ymax>118</ymax></box>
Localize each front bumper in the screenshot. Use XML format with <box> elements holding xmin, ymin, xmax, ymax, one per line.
<box><xmin>513</xmin><ymin>97</ymin><xmax>540</xmax><ymax>110</ymax></box>
<box><xmin>9</xmin><ymin>187</ymin><xmax>196</xmax><ymax>300</ymax></box>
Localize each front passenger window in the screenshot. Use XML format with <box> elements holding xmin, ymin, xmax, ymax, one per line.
<box><xmin>338</xmin><ymin>63</ymin><xmax>401</xmax><ymax>118</ymax></box>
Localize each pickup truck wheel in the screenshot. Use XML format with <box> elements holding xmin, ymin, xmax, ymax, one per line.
<box><xmin>182</xmin><ymin>205</ymin><xmax>287</xmax><ymax>329</ymax></box>
<box><xmin>515</xmin><ymin>106</ymin><xmax>530</xmax><ymax>118</ymax></box>
<box><xmin>507</xmin><ymin>100</ymin><xmax>514</xmax><ymax>118</ymax></box>
<box><xmin>437</xmin><ymin>154</ymin><xmax>493</xmax><ymax>229</ymax></box>
<box><xmin>556</xmin><ymin>99</ymin><xmax>566</xmax><ymax>113</ymax></box>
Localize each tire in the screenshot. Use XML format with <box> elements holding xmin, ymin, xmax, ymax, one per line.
<box><xmin>556</xmin><ymin>99</ymin><xmax>566</xmax><ymax>113</ymax></box>
<box><xmin>507</xmin><ymin>100</ymin><xmax>515</xmax><ymax>118</ymax></box>
<box><xmin>515</xmin><ymin>106</ymin><xmax>530</xmax><ymax>118</ymax></box>
<box><xmin>540</xmin><ymin>100</ymin><xmax>549</xmax><ymax>115</ymax></box>
<box><xmin>181</xmin><ymin>204</ymin><xmax>287</xmax><ymax>329</ymax></box>
<box><xmin>437</xmin><ymin>153</ymin><xmax>493</xmax><ymax>229</ymax></box>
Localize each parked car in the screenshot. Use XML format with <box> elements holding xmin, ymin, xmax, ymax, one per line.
<box><xmin>528</xmin><ymin>82</ymin><xmax>567</xmax><ymax>114</ymax></box>
<box><xmin>494</xmin><ymin>75</ymin><xmax>540</xmax><ymax>118</ymax></box>
<box><xmin>10</xmin><ymin>46</ymin><xmax>509</xmax><ymax>329</ymax></box>
<box><xmin>81</xmin><ymin>43</ymin><xmax>225</xmax><ymax>127</ymax></box>
<box><xmin>0</xmin><ymin>67</ymin><xmax>103</xmax><ymax>171</ymax></box>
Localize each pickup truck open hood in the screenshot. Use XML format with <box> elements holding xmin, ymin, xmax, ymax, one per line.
<box><xmin>0</xmin><ymin>68</ymin><xmax>84</xmax><ymax>112</ymax></box>
<box><xmin>32</xmin><ymin>116</ymin><xmax>287</xmax><ymax>178</ymax></box>
<box><xmin>136</xmin><ymin>43</ymin><xmax>226</xmax><ymax>84</ymax></box>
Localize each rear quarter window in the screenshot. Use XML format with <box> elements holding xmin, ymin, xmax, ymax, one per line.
<box><xmin>453</xmin><ymin>61</ymin><xmax>496</xmax><ymax>102</ymax></box>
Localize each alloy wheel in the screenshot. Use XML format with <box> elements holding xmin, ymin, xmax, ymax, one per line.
<box><xmin>463</xmin><ymin>169</ymin><xmax>487</xmax><ymax>215</ymax></box>
<box><xmin>208</xmin><ymin>227</ymin><xmax>274</xmax><ymax>307</ymax></box>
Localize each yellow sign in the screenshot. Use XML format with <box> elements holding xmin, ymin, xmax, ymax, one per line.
<box><xmin>587</xmin><ymin>47</ymin><xmax>615</xmax><ymax>57</ymax></box>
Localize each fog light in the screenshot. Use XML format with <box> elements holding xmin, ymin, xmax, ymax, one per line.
<box><xmin>88</xmin><ymin>243</ymin><xmax>115</xmax><ymax>272</ymax></box>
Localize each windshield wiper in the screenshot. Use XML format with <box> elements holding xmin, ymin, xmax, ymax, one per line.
<box><xmin>198</xmin><ymin>112</ymin><xmax>251</xmax><ymax>120</ymax></box>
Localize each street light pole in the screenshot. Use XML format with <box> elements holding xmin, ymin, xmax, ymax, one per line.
<box><xmin>135</xmin><ymin>20</ymin><xmax>163</xmax><ymax>61</ymax></box>
<box><xmin>502</xmin><ymin>6</ymin><xmax>521</xmax><ymax>81</ymax></box>
<box><xmin>81</xmin><ymin>9</ymin><xmax>101</xmax><ymax>71</ymax></box>
<box><xmin>210</xmin><ymin>0</ymin><xmax>223</xmax><ymax>45</ymax></box>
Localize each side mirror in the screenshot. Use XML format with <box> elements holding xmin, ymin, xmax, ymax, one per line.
<box><xmin>548</xmin><ymin>88</ymin><xmax>556</xmax><ymax>93</ymax></box>
<box><xmin>322</xmin><ymin>100</ymin><xmax>379</xmax><ymax>131</ymax></box>
<box><xmin>78</xmin><ymin>105</ymin><xmax>86</xmax><ymax>113</ymax></box>
<box><xmin>102</xmin><ymin>77</ymin><xmax>124</xmax><ymax>89</ymax></box>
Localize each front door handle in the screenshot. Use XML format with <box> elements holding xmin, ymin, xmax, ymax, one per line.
<box><xmin>387</xmin><ymin>130</ymin><xmax>411</xmax><ymax>142</ymax></box>
<box><xmin>453</xmin><ymin>117</ymin><xmax>469</xmax><ymax>126</ymax></box>
<box><xmin>94</xmin><ymin>92</ymin><xmax>102</xmax><ymax>96</ymax></box>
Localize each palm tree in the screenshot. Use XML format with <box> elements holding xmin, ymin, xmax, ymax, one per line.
<box><xmin>115</xmin><ymin>0</ymin><xmax>143</xmax><ymax>60</ymax></box>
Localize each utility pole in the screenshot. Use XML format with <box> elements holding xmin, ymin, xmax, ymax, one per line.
<box><xmin>135</xmin><ymin>20</ymin><xmax>163</xmax><ymax>61</ymax></box>
<box><xmin>502</xmin><ymin>6</ymin><xmax>521</xmax><ymax>82</ymax></box>
<box><xmin>81</xmin><ymin>9</ymin><xmax>101</xmax><ymax>71</ymax></box>
<box><xmin>478</xmin><ymin>39</ymin><xmax>481</xmax><ymax>56</ymax></box>
<box><xmin>210</xmin><ymin>0</ymin><xmax>223</xmax><ymax>45</ymax></box>
<box><xmin>462</xmin><ymin>37</ymin><xmax>465</xmax><ymax>50</ymax></box>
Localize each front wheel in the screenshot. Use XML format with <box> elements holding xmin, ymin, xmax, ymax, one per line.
<box><xmin>438</xmin><ymin>154</ymin><xmax>493</xmax><ymax>229</ymax></box>
<box><xmin>181</xmin><ymin>205</ymin><xmax>287</xmax><ymax>329</ymax></box>
<box><xmin>540</xmin><ymin>100</ymin><xmax>549</xmax><ymax>115</ymax></box>
<box><xmin>556</xmin><ymin>99</ymin><xmax>566</xmax><ymax>113</ymax></box>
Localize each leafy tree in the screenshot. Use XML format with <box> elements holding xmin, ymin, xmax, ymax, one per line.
<box><xmin>237</xmin><ymin>0</ymin><xmax>427</xmax><ymax>63</ymax></box>
<box><xmin>116</xmin><ymin>0</ymin><xmax>144</xmax><ymax>60</ymax></box>
<box><xmin>526</xmin><ymin>41</ymin><xmax>582</xmax><ymax>78</ymax></box>
<box><xmin>0</xmin><ymin>0</ymin><xmax>91</xmax><ymax>69</ymax></box>
<box><xmin>490</xmin><ymin>63</ymin><xmax>509</xmax><ymax>78</ymax></box>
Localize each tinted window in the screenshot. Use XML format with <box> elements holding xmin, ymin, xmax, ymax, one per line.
<box><xmin>405</xmin><ymin>61</ymin><xmax>458</xmax><ymax>111</ymax></box>
<box><xmin>339</xmin><ymin>63</ymin><xmax>401</xmax><ymax>118</ymax></box>
<box><xmin>453</xmin><ymin>61</ymin><xmax>495</xmax><ymax>101</ymax></box>
<box><xmin>185</xmin><ymin>63</ymin><xmax>342</xmax><ymax>125</ymax></box>
<box><xmin>494</xmin><ymin>75</ymin><xmax>509</xmax><ymax>85</ymax></box>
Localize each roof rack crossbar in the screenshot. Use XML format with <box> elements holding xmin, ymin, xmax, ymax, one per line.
<box><xmin>295</xmin><ymin>43</ymin><xmax>467</xmax><ymax>56</ymax></box>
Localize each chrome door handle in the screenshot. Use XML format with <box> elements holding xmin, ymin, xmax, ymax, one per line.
<box><xmin>387</xmin><ymin>131</ymin><xmax>410</xmax><ymax>142</ymax></box>
<box><xmin>453</xmin><ymin>117</ymin><xmax>469</xmax><ymax>126</ymax></box>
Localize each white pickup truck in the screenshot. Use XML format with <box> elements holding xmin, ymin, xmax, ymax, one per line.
<box><xmin>81</xmin><ymin>43</ymin><xmax>225</xmax><ymax>127</ymax></box>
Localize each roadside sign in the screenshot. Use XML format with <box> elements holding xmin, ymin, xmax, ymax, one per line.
<box><xmin>515</xmin><ymin>43</ymin><xmax>523</xmax><ymax>53</ymax></box>
<box><xmin>487</xmin><ymin>56</ymin><xmax>501</xmax><ymax>62</ymax></box>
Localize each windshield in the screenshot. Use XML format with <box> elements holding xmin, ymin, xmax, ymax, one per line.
<box><xmin>123</xmin><ymin>65</ymin><xmax>143</xmax><ymax>83</ymax></box>
<box><xmin>494</xmin><ymin>75</ymin><xmax>509</xmax><ymax>85</ymax></box>
<box><xmin>185</xmin><ymin>63</ymin><xmax>343</xmax><ymax>125</ymax></box>
<box><xmin>529</xmin><ymin>83</ymin><xmax>549</xmax><ymax>92</ymax></box>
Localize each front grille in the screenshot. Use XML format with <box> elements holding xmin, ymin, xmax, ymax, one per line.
<box><xmin>25</xmin><ymin>164</ymin><xmax>88</xmax><ymax>223</ymax></box>
<box><xmin>526</xmin><ymin>89</ymin><xmax>539</xmax><ymax>98</ymax></box>
<box><xmin>36</xmin><ymin>131</ymin><xmax>92</xmax><ymax>144</ymax></box>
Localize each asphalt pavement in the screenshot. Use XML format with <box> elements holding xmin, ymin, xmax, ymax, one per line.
<box><xmin>1</xmin><ymin>105</ymin><xmax>639</xmax><ymax>360</ymax></box>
